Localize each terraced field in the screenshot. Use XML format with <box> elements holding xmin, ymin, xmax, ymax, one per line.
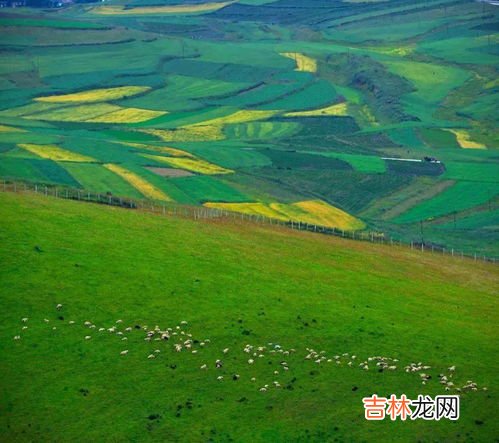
<box><xmin>0</xmin><ymin>0</ymin><xmax>497</xmax><ymax>256</ymax></box>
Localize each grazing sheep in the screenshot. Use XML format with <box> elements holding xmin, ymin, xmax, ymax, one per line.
<box><xmin>248</xmin><ymin>359</ymin><xmax>254</xmax><ymax>364</ymax></box>
<box><xmin>69</xmin><ymin>321</ymin><xmax>75</xmax><ymax>325</ymax></box>
<box><xmin>448</xmin><ymin>365</ymin><xmax>456</xmax><ymax>372</ymax></box>
<box><xmin>200</xmin><ymin>364</ymin><xmax>207</xmax><ymax>370</ymax></box>
<box><xmin>125</xmin><ymin>327</ymin><xmax>132</xmax><ymax>332</ymax></box>
<box><xmin>84</xmin><ymin>336</ymin><xmax>91</xmax><ymax>340</ymax></box>
<box><xmin>259</xmin><ymin>387</ymin><xmax>267</xmax><ymax>392</ymax></box>
<box><xmin>56</xmin><ymin>304</ymin><xmax>63</xmax><ymax>310</ymax></box>
<box><xmin>98</xmin><ymin>328</ymin><xmax>105</xmax><ymax>332</ymax></box>
<box><xmin>121</xmin><ymin>337</ymin><xmax>127</xmax><ymax>341</ymax></box>
<box><xmin>274</xmin><ymin>370</ymin><xmax>279</xmax><ymax>375</ymax></box>
<box><xmin>192</xmin><ymin>350</ymin><xmax>198</xmax><ymax>354</ymax></box>
<box><xmin>84</xmin><ymin>321</ymin><xmax>92</xmax><ymax>326</ymax></box>
<box><xmin>217</xmin><ymin>376</ymin><xmax>224</xmax><ymax>381</ymax></box>
<box><xmin>154</xmin><ymin>349</ymin><xmax>161</xmax><ymax>353</ymax></box>
<box><xmin>250</xmin><ymin>377</ymin><xmax>256</xmax><ymax>382</ymax></box>
<box><xmin>22</xmin><ymin>326</ymin><xmax>28</xmax><ymax>330</ymax></box>
<box><xmin>116</xmin><ymin>320</ymin><xmax>123</xmax><ymax>324</ymax></box>
<box><xmin>223</xmin><ymin>348</ymin><xmax>229</xmax><ymax>354</ymax></box>
<box><xmin>147</xmin><ymin>354</ymin><xmax>155</xmax><ymax>359</ymax></box>
<box><xmin>174</xmin><ymin>344</ymin><xmax>182</xmax><ymax>352</ymax></box>
<box><xmin>13</xmin><ymin>335</ymin><xmax>20</xmax><ymax>340</ymax></box>
<box><xmin>232</xmin><ymin>374</ymin><xmax>240</xmax><ymax>380</ymax></box>
<box><xmin>120</xmin><ymin>350</ymin><xmax>129</xmax><ymax>355</ymax></box>
<box><xmin>44</xmin><ymin>319</ymin><xmax>49</xmax><ymax>323</ymax></box>
<box><xmin>180</xmin><ymin>321</ymin><xmax>188</xmax><ymax>325</ymax></box>
<box><xmin>21</xmin><ymin>318</ymin><xmax>28</xmax><ymax>323</ymax></box>
<box><xmin>216</xmin><ymin>360</ymin><xmax>223</xmax><ymax>368</ymax></box>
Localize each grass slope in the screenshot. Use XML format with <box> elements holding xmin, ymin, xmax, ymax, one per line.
<box><xmin>0</xmin><ymin>192</ymin><xmax>497</xmax><ymax>442</ymax></box>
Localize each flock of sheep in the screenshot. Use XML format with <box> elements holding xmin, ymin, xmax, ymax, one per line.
<box><xmin>13</xmin><ymin>304</ymin><xmax>487</xmax><ymax>394</ymax></box>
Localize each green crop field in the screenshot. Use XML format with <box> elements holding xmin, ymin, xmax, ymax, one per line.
<box><xmin>0</xmin><ymin>191</ymin><xmax>498</xmax><ymax>442</ymax></box>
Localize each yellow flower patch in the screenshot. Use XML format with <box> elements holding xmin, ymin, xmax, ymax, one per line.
<box><xmin>445</xmin><ymin>129</ymin><xmax>486</xmax><ymax>149</ymax></box>
<box><xmin>280</xmin><ymin>52</ymin><xmax>317</xmax><ymax>73</ymax></box>
<box><xmin>142</xmin><ymin>126</ymin><xmax>225</xmax><ymax>142</ymax></box>
<box><xmin>91</xmin><ymin>2</ymin><xmax>232</xmax><ymax>15</ymax></box>
<box><xmin>35</xmin><ymin>86</ymin><xmax>151</xmax><ymax>104</ymax></box>
<box><xmin>18</xmin><ymin>143</ymin><xmax>95</xmax><ymax>162</ymax></box>
<box><xmin>284</xmin><ymin>102</ymin><xmax>348</xmax><ymax>117</ymax></box>
<box><xmin>85</xmin><ymin>107</ymin><xmax>165</xmax><ymax>124</ymax></box>
<box><xmin>141</xmin><ymin>154</ymin><xmax>233</xmax><ymax>175</ymax></box>
<box><xmin>204</xmin><ymin>199</ymin><xmax>365</xmax><ymax>230</ymax></box>
<box><xmin>103</xmin><ymin>164</ymin><xmax>171</xmax><ymax>201</ymax></box>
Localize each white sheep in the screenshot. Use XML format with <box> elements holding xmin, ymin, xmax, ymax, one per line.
<box><xmin>200</xmin><ymin>364</ymin><xmax>207</xmax><ymax>370</ymax></box>
<box><xmin>21</xmin><ymin>318</ymin><xmax>28</xmax><ymax>323</ymax></box>
<box><xmin>13</xmin><ymin>335</ymin><xmax>20</xmax><ymax>340</ymax></box>
<box><xmin>147</xmin><ymin>354</ymin><xmax>155</xmax><ymax>359</ymax></box>
<box><xmin>120</xmin><ymin>350</ymin><xmax>129</xmax><ymax>355</ymax></box>
<box><xmin>84</xmin><ymin>336</ymin><xmax>91</xmax><ymax>340</ymax></box>
<box><xmin>56</xmin><ymin>304</ymin><xmax>63</xmax><ymax>310</ymax></box>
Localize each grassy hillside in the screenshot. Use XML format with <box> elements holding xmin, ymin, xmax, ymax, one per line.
<box><xmin>0</xmin><ymin>191</ymin><xmax>497</xmax><ymax>442</ymax></box>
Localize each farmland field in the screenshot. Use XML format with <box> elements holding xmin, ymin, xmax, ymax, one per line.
<box><xmin>0</xmin><ymin>1</ymin><xmax>497</xmax><ymax>255</ymax></box>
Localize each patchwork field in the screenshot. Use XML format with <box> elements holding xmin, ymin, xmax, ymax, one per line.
<box><xmin>0</xmin><ymin>0</ymin><xmax>497</xmax><ymax>258</ymax></box>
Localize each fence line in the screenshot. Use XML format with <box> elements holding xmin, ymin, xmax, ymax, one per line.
<box><xmin>1</xmin><ymin>180</ymin><xmax>496</xmax><ymax>264</ymax></box>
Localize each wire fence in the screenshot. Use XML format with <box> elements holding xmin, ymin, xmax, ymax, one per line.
<box><xmin>1</xmin><ymin>180</ymin><xmax>497</xmax><ymax>264</ymax></box>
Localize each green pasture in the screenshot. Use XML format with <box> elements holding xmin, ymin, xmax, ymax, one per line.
<box><xmin>0</xmin><ymin>192</ymin><xmax>497</xmax><ymax>442</ymax></box>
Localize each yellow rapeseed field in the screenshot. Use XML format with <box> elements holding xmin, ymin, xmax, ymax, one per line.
<box><xmin>141</xmin><ymin>154</ymin><xmax>233</xmax><ymax>175</ymax></box>
<box><xmin>284</xmin><ymin>102</ymin><xmax>348</xmax><ymax>117</ymax></box>
<box><xmin>204</xmin><ymin>199</ymin><xmax>365</xmax><ymax>230</ymax></box>
<box><xmin>92</xmin><ymin>1</ymin><xmax>232</xmax><ymax>15</ymax></box>
<box><xmin>117</xmin><ymin>142</ymin><xmax>195</xmax><ymax>158</ymax></box>
<box><xmin>204</xmin><ymin>202</ymin><xmax>278</xmax><ymax>218</ymax></box>
<box><xmin>18</xmin><ymin>143</ymin><xmax>95</xmax><ymax>162</ymax></box>
<box><xmin>0</xmin><ymin>124</ymin><xmax>25</xmax><ymax>132</ymax></box>
<box><xmin>188</xmin><ymin>109</ymin><xmax>277</xmax><ymax>126</ymax></box>
<box><xmin>35</xmin><ymin>86</ymin><xmax>151</xmax><ymax>104</ymax></box>
<box><xmin>86</xmin><ymin>107</ymin><xmax>165</xmax><ymax>124</ymax></box>
<box><xmin>290</xmin><ymin>200</ymin><xmax>366</xmax><ymax>230</ymax></box>
<box><xmin>445</xmin><ymin>129</ymin><xmax>486</xmax><ymax>149</ymax></box>
<box><xmin>142</xmin><ymin>126</ymin><xmax>225</xmax><ymax>142</ymax></box>
<box><xmin>103</xmin><ymin>164</ymin><xmax>171</xmax><ymax>201</ymax></box>
<box><xmin>280</xmin><ymin>52</ymin><xmax>317</xmax><ymax>73</ymax></box>
<box><xmin>23</xmin><ymin>103</ymin><xmax>121</xmax><ymax>122</ymax></box>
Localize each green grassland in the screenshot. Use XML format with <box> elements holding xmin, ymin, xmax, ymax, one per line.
<box><xmin>0</xmin><ymin>0</ymin><xmax>498</xmax><ymax>255</ymax></box>
<box><xmin>0</xmin><ymin>191</ymin><xmax>498</xmax><ymax>442</ymax></box>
